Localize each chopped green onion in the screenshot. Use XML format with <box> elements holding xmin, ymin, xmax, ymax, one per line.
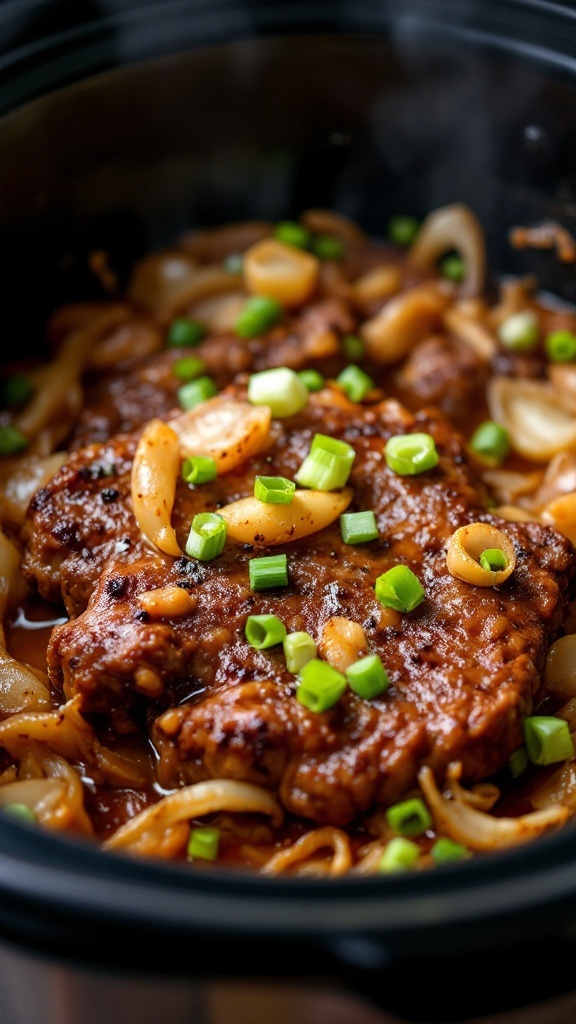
<box><xmin>294</xmin><ymin>433</ymin><xmax>356</xmax><ymax>491</ymax></box>
<box><xmin>248</xmin><ymin>367</ymin><xmax>308</xmax><ymax>418</ymax></box>
<box><xmin>523</xmin><ymin>715</ymin><xmax>575</xmax><ymax>765</ymax></box>
<box><xmin>545</xmin><ymin>329</ymin><xmax>576</xmax><ymax>363</ymax></box>
<box><xmin>384</xmin><ymin>432</ymin><xmax>439</xmax><ymax>475</ymax></box>
<box><xmin>440</xmin><ymin>253</ymin><xmax>465</xmax><ymax>281</ymax></box>
<box><xmin>386</xmin><ymin>797</ymin><xmax>431</xmax><ymax>837</ymax></box>
<box><xmin>431</xmin><ymin>837</ymin><xmax>470</xmax><ymax>864</ymax></box>
<box><xmin>346</xmin><ymin>653</ymin><xmax>390</xmax><ymax>700</ymax></box>
<box><xmin>342</xmin><ymin>334</ymin><xmax>365</xmax><ymax>361</ymax></box>
<box><xmin>297</xmin><ymin>369</ymin><xmax>325</xmax><ymax>393</ymax></box>
<box><xmin>185</xmin><ymin>512</ymin><xmax>226</xmax><ymax>561</ymax></box>
<box><xmin>254</xmin><ymin>475</ymin><xmax>296</xmax><ymax>504</ymax></box>
<box><xmin>497</xmin><ymin>310</ymin><xmax>539</xmax><ymax>353</ymax></box>
<box><xmin>296</xmin><ymin>658</ymin><xmax>347</xmax><ymax>713</ymax></box>
<box><xmin>0</xmin><ymin>425</ymin><xmax>28</xmax><ymax>456</ymax></box>
<box><xmin>249</xmin><ymin>553</ymin><xmax>288</xmax><ymax>591</ymax></box>
<box><xmin>167</xmin><ymin>318</ymin><xmax>205</xmax><ymax>348</ymax></box>
<box><xmin>310</xmin><ymin>234</ymin><xmax>345</xmax><ymax>261</ymax></box>
<box><xmin>1</xmin><ymin>374</ymin><xmax>34</xmax><ymax>408</ymax></box>
<box><xmin>224</xmin><ymin>253</ymin><xmax>243</xmax><ymax>274</ymax></box>
<box><xmin>245</xmin><ymin>614</ymin><xmax>287</xmax><ymax>650</ymax></box>
<box><xmin>479</xmin><ymin>548</ymin><xmax>507</xmax><ymax>572</ymax></box>
<box><xmin>387</xmin><ymin>215</ymin><xmax>420</xmax><ymax>247</ymax></box>
<box><xmin>181</xmin><ymin>455</ymin><xmax>218</xmax><ymax>484</ymax></box>
<box><xmin>2</xmin><ymin>803</ymin><xmax>37</xmax><ymax>823</ymax></box>
<box><xmin>283</xmin><ymin>631</ymin><xmax>317</xmax><ymax>674</ymax></box>
<box><xmin>187</xmin><ymin>826</ymin><xmax>220</xmax><ymax>861</ymax></box>
<box><xmin>375</xmin><ymin>565</ymin><xmax>425</xmax><ymax>612</ymax></box>
<box><xmin>274</xmin><ymin>220</ymin><xmax>312</xmax><ymax>250</ymax></box>
<box><xmin>234</xmin><ymin>295</ymin><xmax>283</xmax><ymax>339</ymax></box>
<box><xmin>509</xmin><ymin>746</ymin><xmax>529</xmax><ymax>778</ymax></box>
<box><xmin>340</xmin><ymin>510</ymin><xmax>379</xmax><ymax>545</ymax></box>
<box><xmin>172</xmin><ymin>355</ymin><xmax>206</xmax><ymax>381</ymax></box>
<box><xmin>177</xmin><ymin>376</ymin><xmax>218</xmax><ymax>410</ymax></box>
<box><xmin>469</xmin><ymin>420</ymin><xmax>510</xmax><ymax>466</ymax></box>
<box><xmin>378</xmin><ymin>836</ymin><xmax>420</xmax><ymax>873</ymax></box>
<box><xmin>336</xmin><ymin>364</ymin><xmax>374</xmax><ymax>403</ymax></box>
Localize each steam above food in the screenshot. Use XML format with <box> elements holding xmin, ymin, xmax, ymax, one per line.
<box><xmin>1</xmin><ymin>204</ymin><xmax>576</xmax><ymax>876</ymax></box>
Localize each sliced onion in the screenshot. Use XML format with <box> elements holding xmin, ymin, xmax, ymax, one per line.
<box><xmin>487</xmin><ymin>377</ymin><xmax>576</xmax><ymax>462</ymax></box>
<box><xmin>262</xmin><ymin>827</ymin><xmax>352</xmax><ymax>877</ymax></box>
<box><xmin>545</xmin><ymin>634</ymin><xmax>576</xmax><ymax>702</ymax></box>
<box><xmin>171</xmin><ymin>397</ymin><xmax>271</xmax><ymax>474</ymax></box>
<box><xmin>418</xmin><ymin>764</ymin><xmax>569</xmax><ymax>851</ymax></box>
<box><xmin>541</xmin><ymin>491</ymin><xmax>576</xmax><ymax>544</ymax></box>
<box><xmin>409</xmin><ymin>202</ymin><xmax>486</xmax><ymax>297</ymax></box>
<box><xmin>359</xmin><ymin>284</ymin><xmax>449</xmax><ymax>364</ymax></box>
<box><xmin>131</xmin><ymin>419</ymin><xmax>181</xmax><ymax>556</ymax></box>
<box><xmin>0</xmin><ymin>452</ymin><xmax>67</xmax><ymax>528</ymax></box>
<box><xmin>219</xmin><ymin>488</ymin><xmax>352</xmax><ymax>546</ymax></box>
<box><xmin>317</xmin><ymin>616</ymin><xmax>369</xmax><ymax>672</ymax></box>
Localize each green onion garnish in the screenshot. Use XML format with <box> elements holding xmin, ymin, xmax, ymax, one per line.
<box><xmin>294</xmin><ymin>433</ymin><xmax>356</xmax><ymax>491</ymax></box>
<box><xmin>167</xmin><ymin>318</ymin><xmax>205</xmax><ymax>348</ymax></box>
<box><xmin>386</xmin><ymin>797</ymin><xmax>432</xmax><ymax>838</ymax></box>
<box><xmin>249</xmin><ymin>553</ymin><xmax>288</xmax><ymax>591</ymax></box>
<box><xmin>378</xmin><ymin>836</ymin><xmax>420</xmax><ymax>873</ymax></box>
<box><xmin>254</xmin><ymin>475</ymin><xmax>296</xmax><ymax>504</ymax></box>
<box><xmin>2</xmin><ymin>803</ymin><xmax>37</xmax><ymax>823</ymax></box>
<box><xmin>523</xmin><ymin>715</ymin><xmax>575</xmax><ymax>765</ymax></box>
<box><xmin>274</xmin><ymin>220</ymin><xmax>312</xmax><ymax>250</ymax></box>
<box><xmin>248</xmin><ymin>367</ymin><xmax>308</xmax><ymax>418</ymax></box>
<box><xmin>0</xmin><ymin>425</ymin><xmax>28</xmax><ymax>456</ymax></box>
<box><xmin>172</xmin><ymin>355</ymin><xmax>206</xmax><ymax>381</ymax></box>
<box><xmin>181</xmin><ymin>456</ymin><xmax>218</xmax><ymax>484</ymax></box>
<box><xmin>431</xmin><ymin>838</ymin><xmax>470</xmax><ymax>865</ymax></box>
<box><xmin>296</xmin><ymin>658</ymin><xmax>347</xmax><ymax>713</ymax></box>
<box><xmin>185</xmin><ymin>512</ymin><xmax>227</xmax><ymax>561</ymax></box>
<box><xmin>187</xmin><ymin>826</ymin><xmax>220</xmax><ymax>861</ymax></box>
<box><xmin>545</xmin><ymin>329</ymin><xmax>576</xmax><ymax>363</ymax></box>
<box><xmin>310</xmin><ymin>234</ymin><xmax>345</xmax><ymax>261</ymax></box>
<box><xmin>387</xmin><ymin>215</ymin><xmax>420</xmax><ymax>247</ymax></box>
<box><xmin>375</xmin><ymin>565</ymin><xmax>425</xmax><ymax>613</ymax></box>
<box><xmin>1</xmin><ymin>374</ymin><xmax>34</xmax><ymax>408</ymax></box>
<box><xmin>509</xmin><ymin>746</ymin><xmax>529</xmax><ymax>779</ymax></box>
<box><xmin>283</xmin><ymin>631</ymin><xmax>317</xmax><ymax>674</ymax></box>
<box><xmin>340</xmin><ymin>509</ymin><xmax>379</xmax><ymax>545</ymax></box>
<box><xmin>234</xmin><ymin>295</ymin><xmax>283</xmax><ymax>339</ymax></box>
<box><xmin>245</xmin><ymin>614</ymin><xmax>287</xmax><ymax>650</ymax></box>
<box><xmin>342</xmin><ymin>334</ymin><xmax>365</xmax><ymax>361</ymax></box>
<box><xmin>177</xmin><ymin>376</ymin><xmax>218</xmax><ymax>410</ymax></box>
<box><xmin>336</xmin><ymin>364</ymin><xmax>374</xmax><ymax>403</ymax></box>
<box><xmin>479</xmin><ymin>548</ymin><xmax>507</xmax><ymax>572</ymax></box>
<box><xmin>469</xmin><ymin>420</ymin><xmax>510</xmax><ymax>466</ymax></box>
<box><xmin>297</xmin><ymin>369</ymin><xmax>325</xmax><ymax>393</ymax></box>
<box><xmin>497</xmin><ymin>311</ymin><xmax>539</xmax><ymax>353</ymax></box>
<box><xmin>346</xmin><ymin>653</ymin><xmax>390</xmax><ymax>700</ymax></box>
<box><xmin>440</xmin><ymin>253</ymin><xmax>465</xmax><ymax>281</ymax></box>
<box><xmin>384</xmin><ymin>432</ymin><xmax>439</xmax><ymax>476</ymax></box>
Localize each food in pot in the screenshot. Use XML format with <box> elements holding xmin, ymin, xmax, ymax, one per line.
<box><xmin>2</xmin><ymin>204</ymin><xmax>576</xmax><ymax>876</ymax></box>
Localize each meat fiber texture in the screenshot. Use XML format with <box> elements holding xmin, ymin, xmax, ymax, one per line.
<box><xmin>22</xmin><ymin>387</ymin><xmax>576</xmax><ymax>825</ymax></box>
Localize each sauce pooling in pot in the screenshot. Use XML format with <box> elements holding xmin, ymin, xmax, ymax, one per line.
<box><xmin>2</xmin><ymin>204</ymin><xmax>576</xmax><ymax>877</ymax></box>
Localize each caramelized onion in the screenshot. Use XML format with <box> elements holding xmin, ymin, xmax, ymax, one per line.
<box><xmin>487</xmin><ymin>377</ymin><xmax>576</xmax><ymax>462</ymax></box>
<box><xmin>318</xmin><ymin>617</ymin><xmax>369</xmax><ymax>672</ymax></box>
<box><xmin>262</xmin><ymin>827</ymin><xmax>353</xmax><ymax>877</ymax></box>
<box><xmin>409</xmin><ymin>202</ymin><xmax>486</xmax><ymax>297</ymax></box>
<box><xmin>131</xmin><ymin>419</ymin><xmax>181</xmax><ymax>556</ymax></box>
<box><xmin>219</xmin><ymin>488</ymin><xmax>352</xmax><ymax>546</ymax></box>
<box><xmin>360</xmin><ymin>284</ymin><xmax>449</xmax><ymax>364</ymax></box>
<box><xmin>545</xmin><ymin>634</ymin><xmax>576</xmax><ymax>702</ymax></box>
<box><xmin>171</xmin><ymin>397</ymin><xmax>271</xmax><ymax>473</ymax></box>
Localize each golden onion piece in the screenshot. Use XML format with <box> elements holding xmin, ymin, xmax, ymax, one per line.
<box><xmin>446</xmin><ymin>522</ymin><xmax>516</xmax><ymax>587</ymax></box>
<box><xmin>487</xmin><ymin>377</ymin><xmax>576</xmax><ymax>463</ymax></box>
<box><xmin>262</xmin><ymin>826</ymin><xmax>353</xmax><ymax>877</ymax></box>
<box><xmin>131</xmin><ymin>418</ymin><xmax>181</xmax><ymax>557</ymax></box>
<box><xmin>419</xmin><ymin>763</ymin><xmax>569</xmax><ymax>851</ymax></box>
<box><xmin>359</xmin><ymin>283</ymin><xmax>450</xmax><ymax>365</ymax></box>
<box><xmin>299</xmin><ymin>208</ymin><xmax>367</xmax><ymax>247</ymax></box>
<box><xmin>409</xmin><ymin>202</ymin><xmax>486</xmax><ymax>297</ymax></box>
<box><xmin>171</xmin><ymin>397</ymin><xmax>271</xmax><ymax>474</ymax></box>
<box><xmin>243</xmin><ymin>238</ymin><xmax>320</xmax><ymax>307</ymax></box>
<box><xmin>443</xmin><ymin>304</ymin><xmax>497</xmax><ymax>361</ymax></box>
<box><xmin>219</xmin><ymin>487</ymin><xmax>353</xmax><ymax>546</ymax></box>
<box><xmin>318</xmin><ymin>616</ymin><xmax>369</xmax><ymax>672</ymax></box>
<box><xmin>545</xmin><ymin>634</ymin><xmax>576</xmax><ymax>702</ymax></box>
<box><xmin>351</xmin><ymin>265</ymin><xmax>402</xmax><ymax>307</ymax></box>
<box><xmin>541</xmin><ymin>492</ymin><xmax>576</xmax><ymax>544</ymax></box>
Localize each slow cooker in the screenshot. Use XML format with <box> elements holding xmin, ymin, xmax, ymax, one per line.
<box><xmin>2</xmin><ymin>2</ymin><xmax>576</xmax><ymax>1022</ymax></box>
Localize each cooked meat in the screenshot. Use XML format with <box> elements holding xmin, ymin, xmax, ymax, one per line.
<box><xmin>394</xmin><ymin>334</ymin><xmax>488</xmax><ymax>422</ymax></box>
<box><xmin>23</xmin><ymin>387</ymin><xmax>576</xmax><ymax>824</ymax></box>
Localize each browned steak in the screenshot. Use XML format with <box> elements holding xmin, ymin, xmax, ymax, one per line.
<box><xmin>23</xmin><ymin>388</ymin><xmax>576</xmax><ymax>824</ymax></box>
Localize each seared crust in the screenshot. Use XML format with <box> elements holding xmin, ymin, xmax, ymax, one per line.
<box><xmin>23</xmin><ymin>387</ymin><xmax>576</xmax><ymax>824</ymax></box>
